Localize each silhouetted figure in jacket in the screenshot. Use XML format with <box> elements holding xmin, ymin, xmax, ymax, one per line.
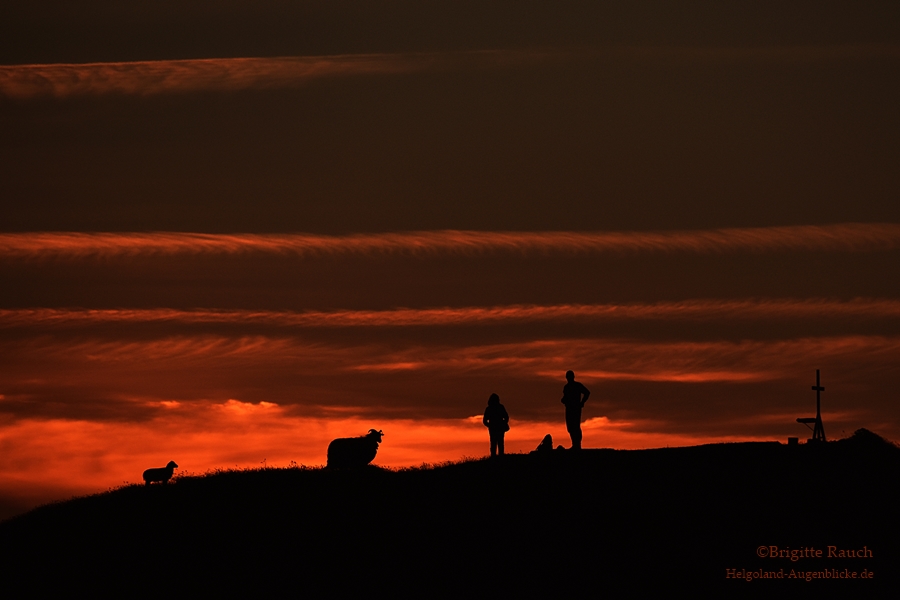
<box><xmin>483</xmin><ymin>393</ymin><xmax>510</xmax><ymax>457</ymax></box>
<box><xmin>561</xmin><ymin>370</ymin><xmax>590</xmax><ymax>450</ymax></box>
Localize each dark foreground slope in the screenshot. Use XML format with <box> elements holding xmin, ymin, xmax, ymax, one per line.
<box><xmin>2</xmin><ymin>430</ymin><xmax>896</xmax><ymax>596</ymax></box>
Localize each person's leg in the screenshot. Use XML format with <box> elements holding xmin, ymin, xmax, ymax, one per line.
<box><xmin>566</xmin><ymin>409</ymin><xmax>582</xmax><ymax>450</ymax></box>
<box><xmin>498</xmin><ymin>433</ymin><xmax>505</xmax><ymax>455</ymax></box>
<box><xmin>571</xmin><ymin>426</ymin><xmax>582</xmax><ymax>450</ymax></box>
<box><xmin>490</xmin><ymin>435</ymin><xmax>497</xmax><ymax>456</ymax></box>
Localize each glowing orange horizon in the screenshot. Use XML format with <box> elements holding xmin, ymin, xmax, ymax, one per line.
<box><xmin>0</xmin><ymin>411</ymin><xmax>796</xmax><ymax>520</ymax></box>
<box><xmin>2</xmin><ymin>332</ymin><xmax>895</xmax><ymax>519</ymax></box>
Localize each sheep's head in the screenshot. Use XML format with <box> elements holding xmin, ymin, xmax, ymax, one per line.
<box><xmin>367</xmin><ymin>429</ymin><xmax>384</xmax><ymax>443</ymax></box>
<box><xmin>166</xmin><ymin>461</ymin><xmax>179</xmax><ymax>469</ymax></box>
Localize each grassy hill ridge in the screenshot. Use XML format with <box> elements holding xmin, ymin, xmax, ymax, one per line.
<box><xmin>2</xmin><ymin>431</ymin><xmax>896</xmax><ymax>595</ymax></box>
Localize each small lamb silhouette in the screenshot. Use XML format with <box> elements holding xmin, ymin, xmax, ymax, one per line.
<box><xmin>327</xmin><ymin>429</ymin><xmax>384</xmax><ymax>468</ymax></box>
<box><xmin>143</xmin><ymin>461</ymin><xmax>178</xmax><ymax>486</ymax></box>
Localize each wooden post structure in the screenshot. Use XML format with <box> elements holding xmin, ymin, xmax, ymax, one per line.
<box><xmin>796</xmin><ymin>369</ymin><xmax>826</xmax><ymax>443</ymax></box>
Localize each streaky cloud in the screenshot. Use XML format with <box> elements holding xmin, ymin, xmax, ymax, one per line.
<box><xmin>3</xmin><ymin>331</ymin><xmax>897</xmax><ymax>386</ymax></box>
<box><xmin>3</xmin><ymin>298</ymin><xmax>900</xmax><ymax>329</ymax></box>
<box><xmin>345</xmin><ymin>336</ymin><xmax>900</xmax><ymax>383</ymax></box>
<box><xmin>0</xmin><ymin>50</ymin><xmax>552</xmax><ymax>99</ymax></box>
<box><xmin>2</xmin><ymin>45</ymin><xmax>897</xmax><ymax>99</ymax></box>
<box><xmin>2</xmin><ymin>223</ymin><xmax>900</xmax><ymax>260</ymax></box>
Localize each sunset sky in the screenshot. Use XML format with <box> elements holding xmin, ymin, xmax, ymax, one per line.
<box><xmin>2</xmin><ymin>1</ymin><xmax>899</xmax><ymax>520</ymax></box>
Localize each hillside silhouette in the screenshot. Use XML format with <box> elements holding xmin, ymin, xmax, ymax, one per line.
<box><xmin>1</xmin><ymin>430</ymin><xmax>896</xmax><ymax>595</ymax></box>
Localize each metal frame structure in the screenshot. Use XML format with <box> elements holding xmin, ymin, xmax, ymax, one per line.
<box><xmin>796</xmin><ymin>369</ymin><xmax>826</xmax><ymax>443</ymax></box>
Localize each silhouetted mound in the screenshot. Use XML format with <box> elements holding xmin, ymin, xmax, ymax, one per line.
<box><xmin>836</xmin><ymin>428</ymin><xmax>899</xmax><ymax>451</ymax></box>
<box><xmin>2</xmin><ymin>439</ymin><xmax>896</xmax><ymax>596</ymax></box>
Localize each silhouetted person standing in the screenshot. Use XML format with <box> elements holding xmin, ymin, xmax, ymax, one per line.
<box><xmin>483</xmin><ymin>393</ymin><xmax>509</xmax><ymax>457</ymax></box>
<box><xmin>561</xmin><ymin>370</ymin><xmax>590</xmax><ymax>450</ymax></box>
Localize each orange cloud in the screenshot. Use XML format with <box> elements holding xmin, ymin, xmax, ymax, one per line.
<box><xmin>347</xmin><ymin>336</ymin><xmax>900</xmax><ymax>384</ymax></box>
<box><xmin>0</xmin><ymin>50</ymin><xmax>558</xmax><ymax>100</ymax></box>
<box><xmin>3</xmin><ymin>46</ymin><xmax>897</xmax><ymax>99</ymax></box>
<box><xmin>0</xmin><ymin>55</ymin><xmax>421</xmax><ymax>99</ymax></box>
<box><xmin>2</xmin><ymin>298</ymin><xmax>900</xmax><ymax>329</ymax></box>
<box><xmin>2</xmin><ymin>224</ymin><xmax>900</xmax><ymax>260</ymax></box>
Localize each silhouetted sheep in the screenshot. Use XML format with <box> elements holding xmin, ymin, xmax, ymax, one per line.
<box><xmin>143</xmin><ymin>461</ymin><xmax>178</xmax><ymax>485</ymax></box>
<box><xmin>327</xmin><ymin>429</ymin><xmax>384</xmax><ymax>468</ymax></box>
